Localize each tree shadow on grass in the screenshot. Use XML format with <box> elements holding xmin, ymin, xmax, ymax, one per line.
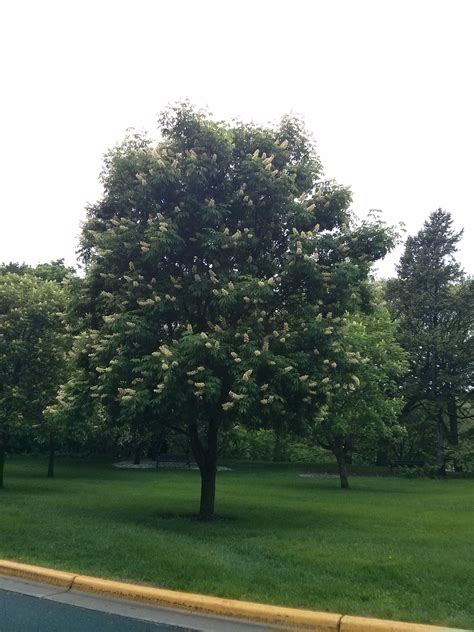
<box><xmin>60</xmin><ymin>494</ymin><xmax>355</xmax><ymax>537</ymax></box>
<box><xmin>156</xmin><ymin>511</ymin><xmax>239</xmax><ymax>522</ymax></box>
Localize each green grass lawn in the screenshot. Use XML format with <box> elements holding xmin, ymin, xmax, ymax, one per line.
<box><xmin>0</xmin><ymin>457</ymin><xmax>473</xmax><ymax>629</ymax></box>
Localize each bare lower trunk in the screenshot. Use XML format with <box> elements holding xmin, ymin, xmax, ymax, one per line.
<box><xmin>447</xmin><ymin>395</ymin><xmax>459</xmax><ymax>445</ymax></box>
<box><xmin>273</xmin><ymin>429</ymin><xmax>285</xmax><ymax>462</ymax></box>
<box><xmin>436</xmin><ymin>407</ymin><xmax>446</xmax><ymax>477</ymax></box>
<box><xmin>155</xmin><ymin>430</ymin><xmax>166</xmax><ymax>469</ymax></box>
<box><xmin>133</xmin><ymin>446</ymin><xmax>141</xmax><ymax>465</ymax></box>
<box><xmin>199</xmin><ymin>466</ymin><xmax>217</xmax><ymax>520</ymax></box>
<box><xmin>345</xmin><ymin>438</ymin><xmax>353</xmax><ymax>465</ymax></box>
<box><xmin>335</xmin><ymin>450</ymin><xmax>349</xmax><ymax>489</ymax></box>
<box><xmin>375</xmin><ymin>439</ymin><xmax>390</xmax><ymax>466</ymax></box>
<box><xmin>447</xmin><ymin>395</ymin><xmax>462</xmax><ymax>472</ymax></box>
<box><xmin>189</xmin><ymin>418</ymin><xmax>219</xmax><ymax>520</ymax></box>
<box><xmin>47</xmin><ymin>432</ymin><xmax>55</xmax><ymax>478</ymax></box>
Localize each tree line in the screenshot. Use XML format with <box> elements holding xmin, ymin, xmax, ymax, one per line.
<box><xmin>1</xmin><ymin>104</ymin><xmax>472</xmax><ymax>518</ymax></box>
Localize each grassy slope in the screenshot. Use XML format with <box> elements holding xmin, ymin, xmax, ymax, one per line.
<box><xmin>0</xmin><ymin>457</ymin><xmax>472</xmax><ymax>629</ymax></box>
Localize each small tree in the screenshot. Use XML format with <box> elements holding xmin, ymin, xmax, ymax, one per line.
<box><xmin>0</xmin><ymin>272</ymin><xmax>68</xmax><ymax>486</ymax></box>
<box><xmin>60</xmin><ymin>103</ymin><xmax>395</xmax><ymax>518</ymax></box>
<box><xmin>314</xmin><ymin>293</ymin><xmax>407</xmax><ymax>488</ymax></box>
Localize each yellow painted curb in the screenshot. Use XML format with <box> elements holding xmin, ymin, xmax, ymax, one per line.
<box><xmin>339</xmin><ymin>615</ymin><xmax>464</xmax><ymax>632</ymax></box>
<box><xmin>0</xmin><ymin>560</ymin><xmax>75</xmax><ymax>587</ymax></box>
<box><xmin>73</xmin><ymin>574</ymin><xmax>340</xmax><ymax>630</ymax></box>
<box><xmin>0</xmin><ymin>560</ymin><xmax>467</xmax><ymax>631</ymax></box>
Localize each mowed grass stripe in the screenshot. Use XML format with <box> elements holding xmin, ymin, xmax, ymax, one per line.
<box><xmin>0</xmin><ymin>457</ymin><xmax>472</xmax><ymax>629</ymax></box>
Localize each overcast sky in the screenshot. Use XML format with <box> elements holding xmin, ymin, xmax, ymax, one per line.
<box><xmin>1</xmin><ymin>0</ymin><xmax>472</xmax><ymax>276</ymax></box>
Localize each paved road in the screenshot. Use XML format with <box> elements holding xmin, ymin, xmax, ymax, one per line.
<box><xmin>0</xmin><ymin>576</ymin><xmax>272</xmax><ymax>632</ymax></box>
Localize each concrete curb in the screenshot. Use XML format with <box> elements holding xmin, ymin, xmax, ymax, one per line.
<box><xmin>0</xmin><ymin>560</ymin><xmax>465</xmax><ymax>631</ymax></box>
<box><xmin>0</xmin><ymin>560</ymin><xmax>76</xmax><ymax>588</ymax></box>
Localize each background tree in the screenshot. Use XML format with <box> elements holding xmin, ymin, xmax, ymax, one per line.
<box><xmin>0</xmin><ymin>259</ymin><xmax>75</xmax><ymax>282</ymax></box>
<box><xmin>386</xmin><ymin>210</ymin><xmax>473</xmax><ymax>474</ymax></box>
<box><xmin>314</xmin><ymin>291</ymin><xmax>407</xmax><ymax>488</ymax></box>
<box><xmin>0</xmin><ymin>272</ymin><xmax>69</xmax><ymax>486</ymax></box>
<box><xmin>58</xmin><ymin>103</ymin><xmax>396</xmax><ymax>518</ymax></box>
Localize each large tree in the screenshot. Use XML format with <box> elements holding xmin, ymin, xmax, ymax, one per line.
<box><xmin>0</xmin><ymin>272</ymin><xmax>69</xmax><ymax>486</ymax></box>
<box><xmin>58</xmin><ymin>103</ymin><xmax>395</xmax><ymax>518</ymax></box>
<box><xmin>386</xmin><ymin>210</ymin><xmax>473</xmax><ymax>474</ymax></box>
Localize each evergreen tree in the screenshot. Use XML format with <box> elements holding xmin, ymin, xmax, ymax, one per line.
<box><xmin>386</xmin><ymin>210</ymin><xmax>473</xmax><ymax>474</ymax></box>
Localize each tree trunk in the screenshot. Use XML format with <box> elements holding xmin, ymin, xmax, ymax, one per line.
<box><xmin>447</xmin><ymin>395</ymin><xmax>458</xmax><ymax>446</ymax></box>
<box><xmin>447</xmin><ymin>394</ymin><xmax>462</xmax><ymax>472</ymax></box>
<box><xmin>436</xmin><ymin>407</ymin><xmax>446</xmax><ymax>477</ymax></box>
<box><xmin>133</xmin><ymin>446</ymin><xmax>141</xmax><ymax>465</ymax></box>
<box><xmin>335</xmin><ymin>450</ymin><xmax>350</xmax><ymax>489</ymax></box>
<box><xmin>47</xmin><ymin>432</ymin><xmax>55</xmax><ymax>478</ymax></box>
<box><xmin>199</xmin><ymin>466</ymin><xmax>217</xmax><ymax>520</ymax></box>
<box><xmin>0</xmin><ymin>442</ymin><xmax>5</xmax><ymax>489</ymax></box>
<box><xmin>273</xmin><ymin>429</ymin><xmax>285</xmax><ymax>462</ymax></box>
<box><xmin>375</xmin><ymin>439</ymin><xmax>390</xmax><ymax>466</ymax></box>
<box><xmin>189</xmin><ymin>418</ymin><xmax>219</xmax><ymax>520</ymax></box>
<box><xmin>345</xmin><ymin>437</ymin><xmax>353</xmax><ymax>465</ymax></box>
<box><xmin>155</xmin><ymin>430</ymin><xmax>166</xmax><ymax>469</ymax></box>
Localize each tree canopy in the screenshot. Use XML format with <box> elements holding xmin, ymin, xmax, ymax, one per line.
<box><xmin>315</xmin><ymin>291</ymin><xmax>407</xmax><ymax>487</ymax></box>
<box><xmin>53</xmin><ymin>103</ymin><xmax>397</xmax><ymax>517</ymax></box>
<box><xmin>0</xmin><ymin>271</ymin><xmax>69</xmax><ymax>486</ymax></box>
